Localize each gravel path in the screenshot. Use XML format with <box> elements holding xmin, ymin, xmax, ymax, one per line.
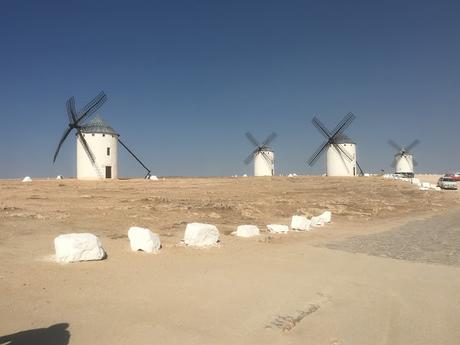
<box><xmin>325</xmin><ymin>209</ymin><xmax>460</xmax><ymax>267</ymax></box>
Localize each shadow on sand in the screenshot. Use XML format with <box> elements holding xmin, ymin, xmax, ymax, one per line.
<box><xmin>0</xmin><ymin>323</ymin><xmax>70</xmax><ymax>345</ymax></box>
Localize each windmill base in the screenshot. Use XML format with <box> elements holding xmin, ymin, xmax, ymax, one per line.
<box><xmin>395</xmin><ymin>172</ymin><xmax>415</xmax><ymax>178</ymax></box>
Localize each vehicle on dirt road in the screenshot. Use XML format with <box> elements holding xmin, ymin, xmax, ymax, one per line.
<box><xmin>438</xmin><ymin>176</ymin><xmax>458</xmax><ymax>190</ymax></box>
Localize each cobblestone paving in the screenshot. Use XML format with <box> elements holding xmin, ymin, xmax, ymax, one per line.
<box><xmin>325</xmin><ymin>209</ymin><xmax>460</xmax><ymax>267</ymax></box>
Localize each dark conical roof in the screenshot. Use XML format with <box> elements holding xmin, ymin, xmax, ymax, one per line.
<box><xmin>80</xmin><ymin>115</ymin><xmax>118</xmax><ymax>135</ymax></box>
<box><xmin>332</xmin><ymin>133</ymin><xmax>355</xmax><ymax>144</ymax></box>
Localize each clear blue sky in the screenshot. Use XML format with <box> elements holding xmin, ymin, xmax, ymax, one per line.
<box><xmin>1</xmin><ymin>0</ymin><xmax>459</xmax><ymax>178</ymax></box>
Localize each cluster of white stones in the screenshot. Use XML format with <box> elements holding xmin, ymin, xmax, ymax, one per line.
<box><xmin>383</xmin><ymin>174</ymin><xmax>440</xmax><ymax>191</ymax></box>
<box><xmin>291</xmin><ymin>211</ymin><xmax>332</xmax><ymax>231</ymax></box>
<box><xmin>53</xmin><ymin>210</ymin><xmax>334</xmax><ymax>263</ymax></box>
<box><xmin>53</xmin><ymin>223</ymin><xmax>222</xmax><ymax>263</ymax></box>
<box><xmin>232</xmin><ymin>210</ymin><xmax>332</xmax><ymax>237</ymax></box>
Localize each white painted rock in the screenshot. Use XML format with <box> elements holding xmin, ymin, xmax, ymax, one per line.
<box><xmin>128</xmin><ymin>227</ymin><xmax>161</xmax><ymax>253</ymax></box>
<box><xmin>243</xmin><ymin>174</ymin><xmax>248</xmax><ymax>177</ymax></box>
<box><xmin>235</xmin><ymin>225</ymin><xmax>260</xmax><ymax>237</ymax></box>
<box><xmin>267</xmin><ymin>224</ymin><xmax>289</xmax><ymax>233</ymax></box>
<box><xmin>22</xmin><ymin>176</ymin><xmax>32</xmax><ymax>182</ymax></box>
<box><xmin>318</xmin><ymin>211</ymin><xmax>332</xmax><ymax>223</ymax></box>
<box><xmin>149</xmin><ymin>175</ymin><xmax>159</xmax><ymax>180</ymax></box>
<box><xmin>421</xmin><ymin>182</ymin><xmax>430</xmax><ymax>188</ymax></box>
<box><xmin>184</xmin><ymin>223</ymin><xmax>219</xmax><ymax>246</ymax></box>
<box><xmin>411</xmin><ymin>178</ymin><xmax>420</xmax><ymax>185</ymax></box>
<box><xmin>290</xmin><ymin>216</ymin><xmax>311</xmax><ymax>231</ymax></box>
<box><xmin>56</xmin><ymin>175</ymin><xmax>63</xmax><ymax>180</ymax></box>
<box><xmin>54</xmin><ymin>233</ymin><xmax>105</xmax><ymax>263</ymax></box>
<box><xmin>310</xmin><ymin>216</ymin><xmax>325</xmax><ymax>227</ymax></box>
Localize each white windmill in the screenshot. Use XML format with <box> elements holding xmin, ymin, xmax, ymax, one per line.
<box><xmin>77</xmin><ymin>115</ymin><xmax>119</xmax><ymax>179</ymax></box>
<box><xmin>244</xmin><ymin>132</ymin><xmax>277</xmax><ymax>176</ymax></box>
<box><xmin>308</xmin><ymin>113</ymin><xmax>362</xmax><ymax>176</ymax></box>
<box><xmin>388</xmin><ymin>139</ymin><xmax>419</xmax><ymax>178</ymax></box>
<box><xmin>53</xmin><ymin>91</ymin><xmax>152</xmax><ymax>179</ymax></box>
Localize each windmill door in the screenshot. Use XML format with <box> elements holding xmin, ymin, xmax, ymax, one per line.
<box><xmin>105</xmin><ymin>166</ymin><xmax>112</xmax><ymax>179</ymax></box>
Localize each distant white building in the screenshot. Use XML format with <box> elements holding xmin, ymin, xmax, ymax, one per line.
<box><xmin>394</xmin><ymin>152</ymin><xmax>414</xmax><ymax>175</ymax></box>
<box><xmin>254</xmin><ymin>148</ymin><xmax>275</xmax><ymax>176</ymax></box>
<box><xmin>326</xmin><ymin>134</ymin><xmax>357</xmax><ymax>176</ymax></box>
<box><xmin>77</xmin><ymin>115</ymin><xmax>119</xmax><ymax>179</ymax></box>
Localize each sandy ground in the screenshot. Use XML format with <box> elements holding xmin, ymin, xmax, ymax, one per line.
<box><xmin>1</xmin><ymin>176</ymin><xmax>460</xmax><ymax>345</ymax></box>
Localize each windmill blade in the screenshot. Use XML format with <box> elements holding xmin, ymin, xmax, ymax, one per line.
<box><xmin>245</xmin><ymin>132</ymin><xmax>260</xmax><ymax>148</ymax></box>
<box><xmin>405</xmin><ymin>139</ymin><xmax>420</xmax><ymax>153</ymax></box>
<box><xmin>261</xmin><ymin>132</ymin><xmax>277</xmax><ymax>147</ymax></box>
<box><xmin>331</xmin><ymin>112</ymin><xmax>355</xmax><ymax>136</ymax></box>
<box><xmin>76</xmin><ymin>129</ymin><xmax>96</xmax><ymax>164</ymax></box>
<box><xmin>244</xmin><ymin>148</ymin><xmax>258</xmax><ymax>165</ymax></box>
<box><xmin>76</xmin><ymin>91</ymin><xmax>107</xmax><ymax>124</ymax></box>
<box><xmin>66</xmin><ymin>97</ymin><xmax>77</xmax><ymax>123</ymax></box>
<box><xmin>307</xmin><ymin>140</ymin><xmax>329</xmax><ymax>166</ymax></box>
<box><xmin>388</xmin><ymin>140</ymin><xmax>403</xmax><ymax>152</ymax></box>
<box><xmin>356</xmin><ymin>161</ymin><xmax>364</xmax><ymax>175</ymax></box>
<box><xmin>333</xmin><ymin>143</ymin><xmax>353</xmax><ymax>162</ymax></box>
<box><xmin>413</xmin><ymin>158</ymin><xmax>418</xmax><ymax>167</ymax></box>
<box><xmin>52</xmin><ymin>127</ymin><xmax>73</xmax><ymax>163</ymax></box>
<box><xmin>330</xmin><ymin>112</ymin><xmax>355</xmax><ymax>139</ymax></box>
<box><xmin>312</xmin><ymin>117</ymin><xmax>332</xmax><ymax>139</ymax></box>
<box><xmin>391</xmin><ymin>158</ymin><xmax>397</xmax><ymax>168</ymax></box>
<box><xmin>118</xmin><ymin>138</ymin><xmax>151</xmax><ymax>177</ymax></box>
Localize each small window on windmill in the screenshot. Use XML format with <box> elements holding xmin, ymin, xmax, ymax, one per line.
<box><xmin>92</xmin><ymin>133</ymin><xmax>95</xmax><ymax>136</ymax></box>
<box><xmin>107</xmin><ymin>147</ymin><xmax>110</xmax><ymax>156</ymax></box>
<box><xmin>103</xmin><ymin>134</ymin><xmax>105</xmax><ymax>137</ymax></box>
